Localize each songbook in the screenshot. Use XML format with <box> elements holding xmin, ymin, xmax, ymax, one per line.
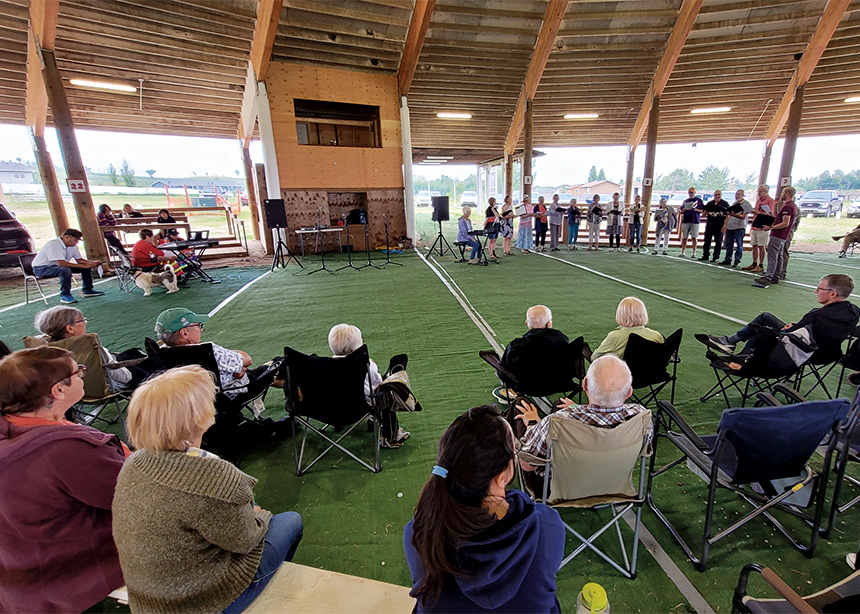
<box><xmin>751</xmin><ymin>213</ymin><xmax>775</xmax><ymax>228</ymax></box>
<box><xmin>515</xmin><ymin>204</ymin><xmax>528</xmax><ymax>216</ymax></box>
<box><xmin>728</xmin><ymin>202</ymin><xmax>746</xmax><ymax>214</ymax></box>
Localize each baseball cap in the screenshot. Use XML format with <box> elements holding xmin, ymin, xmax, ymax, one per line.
<box><xmin>154</xmin><ymin>308</ymin><xmax>210</xmax><ymax>334</ymax></box>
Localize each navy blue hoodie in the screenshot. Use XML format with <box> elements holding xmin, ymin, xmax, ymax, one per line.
<box><xmin>403</xmin><ymin>489</ymin><xmax>564</xmax><ymax>613</ymax></box>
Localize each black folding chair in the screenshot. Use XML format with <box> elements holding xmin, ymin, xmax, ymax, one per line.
<box><xmin>283</xmin><ymin>345</ymin><xmax>380</xmax><ymax>476</ymax></box>
<box><xmin>623</xmin><ymin>328</ymin><xmax>682</xmax><ymax>409</ymax></box>
<box><xmin>108</xmin><ymin>244</ymin><xmax>140</xmax><ymax>293</ymax></box>
<box><xmin>646</xmin><ymin>398</ymin><xmax>849</xmax><ymax>570</ymax></box>
<box><xmin>732</xmin><ymin>562</ymin><xmax>859</xmax><ymax>613</ymax></box>
<box><xmin>836</xmin><ymin>326</ymin><xmax>860</xmax><ymax>398</ymax></box>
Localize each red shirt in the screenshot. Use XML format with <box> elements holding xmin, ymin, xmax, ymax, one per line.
<box><xmin>130</xmin><ymin>240</ymin><xmax>164</xmax><ymax>268</ymax></box>
<box><xmin>771</xmin><ymin>199</ymin><xmax>797</xmax><ymax>240</ymax></box>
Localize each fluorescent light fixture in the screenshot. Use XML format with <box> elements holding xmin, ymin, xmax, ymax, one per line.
<box><xmin>426</xmin><ymin>156</ymin><xmax>454</xmax><ymax>160</ymax></box>
<box><xmin>69</xmin><ymin>79</ymin><xmax>137</xmax><ymax>93</ymax></box>
<box><xmin>563</xmin><ymin>113</ymin><xmax>599</xmax><ymax>119</ymax></box>
<box><xmin>845</xmin><ymin>96</ymin><xmax>860</xmax><ymax>103</ymax></box>
<box><xmin>690</xmin><ymin>106</ymin><xmax>731</xmax><ymax>114</ymax></box>
<box><xmin>436</xmin><ymin>112</ymin><xmax>472</xmax><ymax>119</ymax></box>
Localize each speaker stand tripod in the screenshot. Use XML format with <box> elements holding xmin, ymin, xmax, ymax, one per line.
<box><xmin>335</xmin><ymin>217</ymin><xmax>360</xmax><ymax>272</ymax></box>
<box><xmin>307</xmin><ymin>208</ymin><xmax>334</xmax><ymax>275</ymax></box>
<box><xmin>271</xmin><ymin>227</ymin><xmax>302</xmax><ymax>271</ymax></box>
<box><xmin>357</xmin><ymin>222</ymin><xmax>381</xmax><ymax>270</ymax></box>
<box><xmin>428</xmin><ymin>220</ymin><xmax>454</xmax><ymax>257</ymax></box>
<box><xmin>380</xmin><ymin>213</ymin><xmax>402</xmax><ymax>268</ymax></box>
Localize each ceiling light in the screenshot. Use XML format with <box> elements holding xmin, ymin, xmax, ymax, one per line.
<box><xmin>845</xmin><ymin>96</ymin><xmax>860</xmax><ymax>103</ymax></box>
<box><xmin>436</xmin><ymin>112</ymin><xmax>472</xmax><ymax>119</ymax></box>
<box><xmin>563</xmin><ymin>113</ymin><xmax>599</xmax><ymax>119</ymax></box>
<box><xmin>426</xmin><ymin>156</ymin><xmax>454</xmax><ymax>159</ymax></box>
<box><xmin>690</xmin><ymin>106</ymin><xmax>731</xmax><ymax>114</ymax></box>
<box><xmin>69</xmin><ymin>79</ymin><xmax>137</xmax><ymax>93</ymax></box>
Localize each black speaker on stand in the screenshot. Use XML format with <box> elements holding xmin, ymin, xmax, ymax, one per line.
<box><xmin>264</xmin><ymin>199</ymin><xmax>302</xmax><ymax>271</ymax></box>
<box><xmin>428</xmin><ymin>195</ymin><xmax>454</xmax><ymax>257</ymax></box>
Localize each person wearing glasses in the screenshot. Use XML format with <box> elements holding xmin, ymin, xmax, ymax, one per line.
<box><xmin>0</xmin><ymin>346</ymin><xmax>129</xmax><ymax>613</ymax></box>
<box><xmin>34</xmin><ymin>305</ymin><xmax>133</xmax><ymax>392</ymax></box>
<box><xmin>403</xmin><ymin>405</ymin><xmax>564</xmax><ymax>613</ymax></box>
<box><xmin>699</xmin><ymin>274</ymin><xmax>858</xmax><ymax>360</ymax></box>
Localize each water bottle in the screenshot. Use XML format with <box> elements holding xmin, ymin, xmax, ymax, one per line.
<box><xmin>576</xmin><ymin>582</ymin><xmax>609</xmax><ymax>614</ymax></box>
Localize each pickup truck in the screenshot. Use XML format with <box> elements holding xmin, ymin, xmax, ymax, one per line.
<box><xmin>797</xmin><ymin>190</ymin><xmax>843</xmax><ymax>217</ymax></box>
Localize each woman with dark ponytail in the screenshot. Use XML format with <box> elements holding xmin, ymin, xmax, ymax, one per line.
<box><xmin>403</xmin><ymin>406</ymin><xmax>564</xmax><ymax>613</ymax></box>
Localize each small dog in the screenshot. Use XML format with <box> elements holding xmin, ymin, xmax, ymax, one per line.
<box><xmin>134</xmin><ymin>268</ymin><xmax>179</xmax><ymax>296</ymax></box>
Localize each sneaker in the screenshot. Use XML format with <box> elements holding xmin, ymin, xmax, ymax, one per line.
<box><xmin>636</xmin><ymin>248</ymin><xmax>640</xmax><ymax>253</ymax></box>
<box><xmin>59</xmin><ymin>294</ymin><xmax>78</xmax><ymax>304</ymax></box>
<box><xmin>848</xmin><ymin>553</ymin><xmax>857</xmax><ymax>571</ymax></box>
<box><xmin>711</xmin><ymin>257</ymin><xmax>719</xmax><ymax>263</ymax></box>
<box><xmin>678</xmin><ymin>252</ymin><xmax>686</xmax><ymax>257</ymax></box>
<box><xmin>652</xmin><ymin>250</ymin><xmax>658</xmax><ymax>255</ymax></box>
<box><xmin>663</xmin><ymin>250</ymin><xmax>668</xmax><ymax>255</ymax></box>
<box><xmin>467</xmin><ymin>258</ymin><xmax>477</xmax><ymax>264</ymax></box>
<box><xmin>840</xmin><ymin>251</ymin><xmax>847</xmax><ymax>259</ymax></box>
<box><xmin>732</xmin><ymin>262</ymin><xmax>740</xmax><ymax>268</ymax></box>
<box><xmin>751</xmin><ymin>265</ymin><xmax>764</xmax><ymax>273</ymax></box>
<box><xmin>709</xmin><ymin>334</ymin><xmax>737</xmax><ymax>354</ymax></box>
<box><xmin>719</xmin><ymin>260</ymin><xmax>731</xmax><ymax>266</ymax></box>
<box><xmin>628</xmin><ymin>247</ymin><xmax>633</xmax><ymax>253</ymax></box>
<box><xmin>81</xmin><ymin>289</ymin><xmax>105</xmax><ymax>297</ymax></box>
<box><xmin>698</xmin><ymin>255</ymin><xmax>708</xmax><ymax>261</ymax></box>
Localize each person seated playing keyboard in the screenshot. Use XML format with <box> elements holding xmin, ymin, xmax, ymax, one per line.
<box><xmin>130</xmin><ymin>229</ymin><xmax>172</xmax><ymax>272</ymax></box>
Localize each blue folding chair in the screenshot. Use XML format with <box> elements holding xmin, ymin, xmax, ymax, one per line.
<box><xmin>646</xmin><ymin>398</ymin><xmax>849</xmax><ymax>570</ymax></box>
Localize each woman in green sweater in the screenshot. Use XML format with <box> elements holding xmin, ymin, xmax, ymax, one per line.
<box><xmin>112</xmin><ymin>366</ymin><xmax>303</xmax><ymax>613</ymax></box>
<box><xmin>591</xmin><ymin>296</ymin><xmax>664</xmax><ymax>360</ymax></box>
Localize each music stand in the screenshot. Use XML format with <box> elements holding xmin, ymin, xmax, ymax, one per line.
<box><xmin>381</xmin><ymin>213</ymin><xmax>402</xmax><ymax>268</ymax></box>
<box><xmin>307</xmin><ymin>207</ymin><xmax>334</xmax><ymax>275</ymax></box>
<box><xmin>357</xmin><ymin>221</ymin><xmax>381</xmax><ymax>270</ymax></box>
<box><xmin>335</xmin><ymin>216</ymin><xmax>360</xmax><ymax>272</ymax></box>
<box><xmin>272</xmin><ymin>227</ymin><xmax>302</xmax><ymax>271</ymax></box>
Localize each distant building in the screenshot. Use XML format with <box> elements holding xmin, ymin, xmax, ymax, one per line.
<box><xmin>0</xmin><ymin>161</ymin><xmax>35</xmax><ymax>184</ymax></box>
<box><xmin>569</xmin><ymin>179</ymin><xmax>621</xmax><ymax>198</ymax></box>
<box><xmin>149</xmin><ymin>178</ymin><xmax>245</xmax><ymax>191</ymax></box>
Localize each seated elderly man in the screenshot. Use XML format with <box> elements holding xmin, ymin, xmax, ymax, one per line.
<box><xmin>515</xmin><ymin>355</ymin><xmax>650</xmax><ymax>490</ymax></box>
<box><xmin>501</xmin><ymin>305</ymin><xmax>572</xmax><ymax>393</ymax></box>
<box><xmin>32</xmin><ymin>228</ymin><xmax>104</xmax><ymax>305</ymax></box>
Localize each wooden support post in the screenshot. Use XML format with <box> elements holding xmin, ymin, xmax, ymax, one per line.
<box><xmin>523</xmin><ymin>99</ymin><xmax>533</xmax><ymax>200</ymax></box>
<box><xmin>31</xmin><ymin>130</ymin><xmax>69</xmax><ymax>235</ymax></box>
<box><xmin>255</xmin><ymin>163</ymin><xmax>274</xmax><ymax>254</ymax></box>
<box><xmin>400</xmin><ymin>95</ymin><xmax>416</xmax><ymax>242</ymax></box>
<box><xmin>759</xmin><ymin>145</ymin><xmax>772</xmax><ymax>190</ymax></box>
<box><xmin>641</xmin><ymin>97</ymin><xmax>660</xmax><ymax>238</ymax></box>
<box><xmin>778</xmin><ymin>86</ymin><xmax>804</xmax><ymax>189</ymax></box>
<box><xmin>504</xmin><ymin>154</ymin><xmax>513</xmax><ymax>198</ymax></box>
<box><xmin>241</xmin><ymin>145</ymin><xmax>261</xmax><ymax>241</ymax></box>
<box><xmin>624</xmin><ymin>148</ymin><xmax>635</xmax><ymax>206</ymax></box>
<box><xmin>40</xmin><ymin>49</ymin><xmax>108</xmax><ymax>263</ymax></box>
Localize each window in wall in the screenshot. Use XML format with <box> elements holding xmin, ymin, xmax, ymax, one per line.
<box><xmin>295</xmin><ymin>99</ymin><xmax>381</xmax><ymax>148</ymax></box>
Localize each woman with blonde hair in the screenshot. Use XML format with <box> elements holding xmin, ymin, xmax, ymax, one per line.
<box><xmin>0</xmin><ymin>347</ymin><xmax>128</xmax><ymax>613</ymax></box>
<box><xmin>112</xmin><ymin>366</ymin><xmax>303</xmax><ymax>613</ymax></box>
<box><xmin>591</xmin><ymin>296</ymin><xmax>665</xmax><ymax>360</ymax></box>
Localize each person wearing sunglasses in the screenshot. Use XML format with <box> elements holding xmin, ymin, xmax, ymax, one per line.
<box><xmin>0</xmin><ymin>347</ymin><xmax>129</xmax><ymax>613</ymax></box>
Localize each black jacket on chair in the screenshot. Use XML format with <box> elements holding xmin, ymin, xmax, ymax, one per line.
<box><xmin>501</xmin><ymin>328</ymin><xmax>573</xmax><ymax>395</ymax></box>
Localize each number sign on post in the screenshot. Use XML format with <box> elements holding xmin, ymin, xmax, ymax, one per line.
<box><xmin>66</xmin><ymin>178</ymin><xmax>87</xmax><ymax>193</ymax></box>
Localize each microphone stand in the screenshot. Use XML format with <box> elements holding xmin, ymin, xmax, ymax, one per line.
<box><xmin>381</xmin><ymin>213</ymin><xmax>402</xmax><ymax>268</ymax></box>
<box><xmin>357</xmin><ymin>214</ymin><xmax>381</xmax><ymax>270</ymax></box>
<box><xmin>307</xmin><ymin>207</ymin><xmax>333</xmax><ymax>275</ymax></box>
<box><xmin>336</xmin><ymin>214</ymin><xmax>360</xmax><ymax>272</ymax></box>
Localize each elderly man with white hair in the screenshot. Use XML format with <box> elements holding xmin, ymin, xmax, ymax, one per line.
<box><xmin>516</xmin><ymin>355</ymin><xmax>650</xmax><ymax>478</ymax></box>
<box><xmin>500</xmin><ymin>305</ymin><xmax>571</xmax><ymax>393</ymax></box>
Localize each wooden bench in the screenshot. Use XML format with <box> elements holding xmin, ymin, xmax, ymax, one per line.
<box><xmin>103</xmin><ymin>222</ymin><xmax>192</xmax><ymax>244</ymax></box>
<box><xmin>244</xmin><ymin>562</ymin><xmax>414</xmax><ymax>614</ymax></box>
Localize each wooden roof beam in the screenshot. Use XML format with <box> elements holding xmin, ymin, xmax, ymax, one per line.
<box><xmin>398</xmin><ymin>0</ymin><xmax>435</xmax><ymax>96</ymax></box>
<box><xmin>764</xmin><ymin>0</ymin><xmax>851</xmax><ymax>148</ymax></box>
<box><xmin>627</xmin><ymin>0</ymin><xmax>703</xmax><ymax>152</ymax></box>
<box><xmin>240</xmin><ymin>0</ymin><xmax>282</xmax><ymax>145</ymax></box>
<box><xmin>25</xmin><ymin>0</ymin><xmax>58</xmax><ymax>137</ymax></box>
<box><xmin>503</xmin><ymin>0</ymin><xmax>568</xmax><ymax>156</ymax></box>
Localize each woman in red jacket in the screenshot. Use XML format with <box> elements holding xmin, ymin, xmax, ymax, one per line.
<box><xmin>0</xmin><ymin>347</ymin><xmax>127</xmax><ymax>613</ymax></box>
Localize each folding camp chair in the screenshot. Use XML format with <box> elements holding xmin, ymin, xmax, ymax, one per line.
<box><xmin>19</xmin><ymin>253</ymin><xmax>47</xmax><ymax>304</ymax></box>
<box><xmin>24</xmin><ymin>333</ymin><xmax>131</xmax><ymax>436</ymax></box>
<box><xmin>647</xmin><ymin>398</ymin><xmax>848</xmax><ymax>570</ymax></box>
<box><xmin>283</xmin><ymin>345</ymin><xmax>380</xmax><ymax>476</ymax></box>
<box><xmin>732</xmin><ymin>562</ymin><xmax>860</xmax><ymax>613</ymax></box>
<box><xmin>836</xmin><ymin>326</ymin><xmax>860</xmax><ymax>398</ymax></box>
<box><xmin>623</xmin><ymin>328</ymin><xmax>682</xmax><ymax>408</ymax></box>
<box><xmin>108</xmin><ymin>244</ymin><xmax>139</xmax><ymax>293</ymax></box>
<box><xmin>518</xmin><ymin>411</ymin><xmax>652</xmax><ymax>578</ymax></box>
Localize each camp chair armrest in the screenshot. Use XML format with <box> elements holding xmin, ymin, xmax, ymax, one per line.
<box><xmin>770</xmin><ymin>383</ymin><xmax>807</xmax><ymax>404</ymax></box>
<box><xmin>106</xmin><ymin>357</ymin><xmax>147</xmax><ymax>369</ymax></box>
<box><xmin>656</xmin><ymin>400</ymin><xmax>709</xmax><ymax>450</ymax></box>
<box><xmin>582</xmin><ymin>342</ymin><xmax>593</xmax><ymax>362</ymax></box>
<box><xmin>734</xmin><ymin>565</ymin><xmax>816</xmax><ymax>614</ymax></box>
<box><xmin>517</xmin><ymin>449</ymin><xmax>547</xmax><ymax>467</ymax></box>
<box><xmin>754</xmin><ymin>391</ymin><xmax>781</xmax><ymax>407</ymax></box>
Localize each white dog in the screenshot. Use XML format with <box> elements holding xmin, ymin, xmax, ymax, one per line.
<box><xmin>134</xmin><ymin>268</ymin><xmax>179</xmax><ymax>296</ymax></box>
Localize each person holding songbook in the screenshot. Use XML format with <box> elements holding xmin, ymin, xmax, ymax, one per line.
<box><xmin>587</xmin><ymin>194</ymin><xmax>603</xmax><ymax>251</ymax></box>
<box><xmin>720</xmin><ymin>189</ymin><xmax>753</xmax><ymax>268</ymax></box>
<box><xmin>744</xmin><ymin>184</ymin><xmax>774</xmax><ymax>273</ymax></box>
<box><xmin>699</xmin><ymin>190</ymin><xmax>729</xmax><ymax>262</ymax></box>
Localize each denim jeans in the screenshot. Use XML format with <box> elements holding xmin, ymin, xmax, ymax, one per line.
<box><xmin>464</xmin><ymin>238</ymin><xmax>481</xmax><ymax>260</ymax></box>
<box><xmin>724</xmin><ymin>228</ymin><xmax>745</xmax><ymax>264</ymax></box>
<box><xmin>32</xmin><ymin>264</ymin><xmax>94</xmax><ymax>295</ymax></box>
<box><xmin>568</xmin><ymin>223</ymin><xmax>579</xmax><ymax>245</ymax></box>
<box><xmin>735</xmin><ymin>312</ymin><xmax>785</xmax><ymax>354</ymax></box>
<box><xmin>223</xmin><ymin>511</ymin><xmax>304</xmax><ymax>613</ymax></box>
<box><xmin>628</xmin><ymin>222</ymin><xmax>641</xmax><ymax>247</ymax></box>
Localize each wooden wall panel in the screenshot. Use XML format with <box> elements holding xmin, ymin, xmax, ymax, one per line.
<box><xmin>281</xmin><ymin>190</ymin><xmax>328</xmax><ymax>253</ymax></box>
<box><xmin>367</xmin><ymin>190</ymin><xmax>406</xmax><ymax>248</ymax></box>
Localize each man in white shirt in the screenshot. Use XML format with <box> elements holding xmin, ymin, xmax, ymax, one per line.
<box><xmin>32</xmin><ymin>229</ymin><xmax>104</xmax><ymax>304</ymax></box>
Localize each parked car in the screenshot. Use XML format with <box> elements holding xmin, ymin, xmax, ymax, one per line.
<box><xmin>797</xmin><ymin>190</ymin><xmax>843</xmax><ymax>217</ymax></box>
<box><xmin>416</xmin><ymin>190</ymin><xmax>433</xmax><ymax>207</ymax></box>
<box><xmin>460</xmin><ymin>191</ymin><xmax>478</xmax><ymax>206</ymax></box>
<box><xmin>846</xmin><ymin>200</ymin><xmax>860</xmax><ymax>218</ymax></box>
<box><xmin>0</xmin><ymin>203</ymin><xmax>35</xmax><ymax>268</ymax></box>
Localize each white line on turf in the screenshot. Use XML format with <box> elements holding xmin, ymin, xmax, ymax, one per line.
<box><xmin>792</xmin><ymin>255</ymin><xmax>860</xmax><ymax>271</ymax></box>
<box><xmin>432</xmin><ymin>258</ymin><xmax>498</xmax><ymax>338</ymax></box>
<box><xmin>207</xmin><ymin>270</ymin><xmax>271</xmax><ymax>317</ymax></box>
<box><xmin>536</xmin><ymin>252</ymin><xmax>748</xmax><ymax>325</ymax></box>
<box><xmin>417</xmin><ymin>249</ymin><xmax>503</xmax><ymax>353</ymax></box>
<box><xmin>0</xmin><ymin>277</ymin><xmax>113</xmax><ymax>315</ymax></box>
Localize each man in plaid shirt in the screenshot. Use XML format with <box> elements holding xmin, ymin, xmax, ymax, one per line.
<box><xmin>518</xmin><ymin>355</ymin><xmax>650</xmax><ymax>473</ymax></box>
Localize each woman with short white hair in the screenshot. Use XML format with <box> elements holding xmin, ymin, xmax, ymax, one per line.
<box><xmin>112</xmin><ymin>366</ymin><xmax>303</xmax><ymax>613</ymax></box>
<box><xmin>457</xmin><ymin>206</ymin><xmax>482</xmax><ymax>264</ymax></box>
<box><xmin>591</xmin><ymin>296</ymin><xmax>664</xmax><ymax>360</ymax></box>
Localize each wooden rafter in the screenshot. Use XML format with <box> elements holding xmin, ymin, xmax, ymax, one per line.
<box><xmin>503</xmin><ymin>0</ymin><xmax>567</xmax><ymax>156</ymax></box>
<box><xmin>764</xmin><ymin>0</ymin><xmax>850</xmax><ymax>148</ymax></box>
<box><xmin>239</xmin><ymin>0</ymin><xmax>282</xmax><ymax>144</ymax></box>
<box><xmin>397</xmin><ymin>0</ymin><xmax>435</xmax><ymax>96</ymax></box>
<box><xmin>25</xmin><ymin>0</ymin><xmax>58</xmax><ymax>136</ymax></box>
<box><xmin>627</xmin><ymin>0</ymin><xmax>703</xmax><ymax>151</ymax></box>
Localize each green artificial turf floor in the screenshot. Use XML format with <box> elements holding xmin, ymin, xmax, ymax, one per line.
<box><xmin>4</xmin><ymin>246</ymin><xmax>860</xmax><ymax>613</ymax></box>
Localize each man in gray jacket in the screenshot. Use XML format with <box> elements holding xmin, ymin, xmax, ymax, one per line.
<box><xmin>720</xmin><ymin>189</ymin><xmax>753</xmax><ymax>267</ymax></box>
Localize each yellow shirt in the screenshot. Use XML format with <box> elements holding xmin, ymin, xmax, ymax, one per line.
<box><xmin>592</xmin><ymin>326</ymin><xmax>664</xmax><ymax>360</ymax></box>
